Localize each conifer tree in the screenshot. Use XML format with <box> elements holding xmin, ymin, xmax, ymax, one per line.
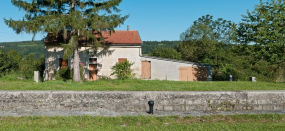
<box><xmin>4</xmin><ymin>0</ymin><xmax>128</xmax><ymax>82</ymax></box>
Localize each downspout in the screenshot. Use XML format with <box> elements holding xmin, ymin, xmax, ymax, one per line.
<box><xmin>139</xmin><ymin>41</ymin><xmax>143</xmax><ymax>57</ymax></box>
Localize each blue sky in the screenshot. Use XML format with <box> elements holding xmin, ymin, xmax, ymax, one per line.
<box><xmin>0</xmin><ymin>0</ymin><xmax>261</xmax><ymax>42</ymax></box>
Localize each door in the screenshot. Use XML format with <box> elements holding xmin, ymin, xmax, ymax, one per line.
<box><xmin>141</xmin><ymin>61</ymin><xmax>151</xmax><ymax>79</ymax></box>
<box><xmin>192</xmin><ymin>67</ymin><xmax>208</xmax><ymax>81</ymax></box>
<box><xmin>179</xmin><ymin>67</ymin><xmax>192</xmax><ymax>81</ymax></box>
<box><xmin>179</xmin><ymin>66</ymin><xmax>208</xmax><ymax>81</ymax></box>
<box><xmin>89</xmin><ymin>64</ymin><xmax>97</xmax><ymax>81</ymax></box>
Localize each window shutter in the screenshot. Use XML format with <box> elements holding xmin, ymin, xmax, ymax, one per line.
<box><xmin>118</xmin><ymin>58</ymin><xmax>127</xmax><ymax>63</ymax></box>
<box><xmin>59</xmin><ymin>58</ymin><xmax>68</xmax><ymax>69</ymax></box>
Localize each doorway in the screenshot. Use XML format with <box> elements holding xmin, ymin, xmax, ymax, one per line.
<box><xmin>89</xmin><ymin>58</ymin><xmax>97</xmax><ymax>81</ymax></box>
<box><xmin>141</xmin><ymin>61</ymin><xmax>151</xmax><ymax>79</ymax></box>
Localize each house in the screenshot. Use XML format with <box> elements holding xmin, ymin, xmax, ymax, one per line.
<box><xmin>44</xmin><ymin>30</ymin><xmax>212</xmax><ymax>81</ymax></box>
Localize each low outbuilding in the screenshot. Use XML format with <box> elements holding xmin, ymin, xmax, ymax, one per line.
<box><xmin>141</xmin><ymin>56</ymin><xmax>212</xmax><ymax>81</ymax></box>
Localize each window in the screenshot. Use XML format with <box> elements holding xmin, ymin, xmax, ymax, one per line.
<box><xmin>118</xmin><ymin>58</ymin><xmax>127</xmax><ymax>63</ymax></box>
<box><xmin>89</xmin><ymin>58</ymin><xmax>97</xmax><ymax>64</ymax></box>
<box><xmin>59</xmin><ymin>58</ymin><xmax>68</xmax><ymax>69</ymax></box>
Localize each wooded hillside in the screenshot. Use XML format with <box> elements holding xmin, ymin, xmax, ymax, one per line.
<box><xmin>0</xmin><ymin>41</ymin><xmax>44</xmax><ymax>58</ymax></box>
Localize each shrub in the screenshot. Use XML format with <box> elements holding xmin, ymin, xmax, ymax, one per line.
<box><xmin>55</xmin><ymin>67</ymin><xmax>72</xmax><ymax>81</ymax></box>
<box><xmin>111</xmin><ymin>60</ymin><xmax>134</xmax><ymax>80</ymax></box>
<box><xmin>0</xmin><ymin>50</ymin><xmax>21</xmax><ymax>77</ymax></box>
<box><xmin>18</xmin><ymin>53</ymin><xmax>45</xmax><ymax>79</ymax></box>
<box><xmin>18</xmin><ymin>53</ymin><xmax>36</xmax><ymax>78</ymax></box>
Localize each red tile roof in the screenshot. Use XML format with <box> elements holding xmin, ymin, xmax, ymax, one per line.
<box><xmin>102</xmin><ymin>30</ymin><xmax>142</xmax><ymax>44</ymax></box>
<box><xmin>45</xmin><ymin>30</ymin><xmax>142</xmax><ymax>45</ymax></box>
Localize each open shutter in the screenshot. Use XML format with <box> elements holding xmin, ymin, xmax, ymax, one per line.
<box><xmin>59</xmin><ymin>58</ymin><xmax>68</xmax><ymax>69</ymax></box>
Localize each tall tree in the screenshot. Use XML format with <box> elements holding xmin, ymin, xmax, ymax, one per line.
<box><xmin>236</xmin><ymin>0</ymin><xmax>285</xmax><ymax>65</ymax></box>
<box><xmin>180</xmin><ymin>15</ymin><xmax>235</xmax><ymax>44</ymax></box>
<box><xmin>4</xmin><ymin>0</ymin><xmax>128</xmax><ymax>82</ymax></box>
<box><xmin>179</xmin><ymin>15</ymin><xmax>235</xmax><ymax>65</ymax></box>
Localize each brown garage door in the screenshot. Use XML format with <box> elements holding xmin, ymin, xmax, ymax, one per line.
<box><xmin>141</xmin><ymin>61</ymin><xmax>151</xmax><ymax>79</ymax></box>
<box><xmin>179</xmin><ymin>67</ymin><xmax>207</xmax><ymax>81</ymax></box>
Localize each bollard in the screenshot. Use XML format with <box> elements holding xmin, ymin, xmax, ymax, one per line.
<box><xmin>148</xmin><ymin>101</ymin><xmax>154</xmax><ymax>114</ymax></box>
<box><xmin>249</xmin><ymin>77</ymin><xmax>256</xmax><ymax>82</ymax></box>
<box><xmin>228</xmin><ymin>75</ymin><xmax>233</xmax><ymax>81</ymax></box>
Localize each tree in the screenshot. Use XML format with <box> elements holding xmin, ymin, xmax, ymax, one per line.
<box><xmin>180</xmin><ymin>15</ymin><xmax>236</xmax><ymax>44</ymax></box>
<box><xmin>178</xmin><ymin>15</ymin><xmax>235</xmax><ymax>65</ymax></box>
<box><xmin>4</xmin><ymin>0</ymin><xmax>128</xmax><ymax>82</ymax></box>
<box><xmin>235</xmin><ymin>0</ymin><xmax>285</xmax><ymax>81</ymax></box>
<box><xmin>148</xmin><ymin>47</ymin><xmax>182</xmax><ymax>60</ymax></box>
<box><xmin>236</xmin><ymin>0</ymin><xmax>285</xmax><ymax>65</ymax></box>
<box><xmin>0</xmin><ymin>50</ymin><xmax>21</xmax><ymax>76</ymax></box>
<box><xmin>19</xmin><ymin>53</ymin><xmax>37</xmax><ymax>78</ymax></box>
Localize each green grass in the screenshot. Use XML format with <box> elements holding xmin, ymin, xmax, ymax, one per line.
<box><xmin>0</xmin><ymin>74</ymin><xmax>285</xmax><ymax>91</ymax></box>
<box><xmin>0</xmin><ymin>114</ymin><xmax>284</xmax><ymax>130</ymax></box>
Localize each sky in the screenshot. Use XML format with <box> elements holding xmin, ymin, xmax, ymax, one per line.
<box><xmin>0</xmin><ymin>0</ymin><xmax>261</xmax><ymax>42</ymax></box>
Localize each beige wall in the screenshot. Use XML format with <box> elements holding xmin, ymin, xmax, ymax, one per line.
<box><xmin>45</xmin><ymin>45</ymin><xmax>142</xmax><ymax>80</ymax></box>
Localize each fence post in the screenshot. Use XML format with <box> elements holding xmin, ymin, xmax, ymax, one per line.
<box><xmin>34</xmin><ymin>71</ymin><xmax>40</xmax><ymax>83</ymax></box>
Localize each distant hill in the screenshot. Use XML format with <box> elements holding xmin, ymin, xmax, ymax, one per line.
<box><xmin>0</xmin><ymin>41</ymin><xmax>44</xmax><ymax>58</ymax></box>
<box><xmin>0</xmin><ymin>40</ymin><xmax>181</xmax><ymax>57</ymax></box>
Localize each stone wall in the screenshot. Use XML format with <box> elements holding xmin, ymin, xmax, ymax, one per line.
<box><xmin>0</xmin><ymin>91</ymin><xmax>284</xmax><ymax>116</ymax></box>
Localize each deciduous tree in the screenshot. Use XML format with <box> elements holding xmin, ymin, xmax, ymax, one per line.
<box><xmin>148</xmin><ymin>47</ymin><xmax>182</xmax><ymax>60</ymax></box>
<box><xmin>179</xmin><ymin>15</ymin><xmax>235</xmax><ymax>65</ymax></box>
<box><xmin>235</xmin><ymin>0</ymin><xmax>285</xmax><ymax>81</ymax></box>
<box><xmin>236</xmin><ymin>0</ymin><xmax>285</xmax><ymax>64</ymax></box>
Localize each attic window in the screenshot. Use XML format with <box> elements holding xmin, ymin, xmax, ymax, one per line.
<box><xmin>118</xmin><ymin>58</ymin><xmax>127</xmax><ymax>63</ymax></box>
<box><xmin>59</xmin><ymin>58</ymin><xmax>68</xmax><ymax>69</ymax></box>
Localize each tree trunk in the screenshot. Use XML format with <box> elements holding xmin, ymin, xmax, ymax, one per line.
<box><xmin>70</xmin><ymin>1</ymin><xmax>81</xmax><ymax>82</ymax></box>
<box><xmin>73</xmin><ymin>42</ymin><xmax>81</xmax><ymax>82</ymax></box>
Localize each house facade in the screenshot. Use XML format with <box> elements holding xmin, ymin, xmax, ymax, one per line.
<box><xmin>44</xmin><ymin>30</ymin><xmax>142</xmax><ymax>81</ymax></box>
<box><xmin>44</xmin><ymin>30</ymin><xmax>212</xmax><ymax>81</ymax></box>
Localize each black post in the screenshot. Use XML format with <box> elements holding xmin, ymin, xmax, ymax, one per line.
<box><xmin>148</xmin><ymin>101</ymin><xmax>154</xmax><ymax>114</ymax></box>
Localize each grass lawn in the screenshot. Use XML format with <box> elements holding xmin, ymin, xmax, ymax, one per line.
<box><xmin>0</xmin><ymin>75</ymin><xmax>285</xmax><ymax>91</ymax></box>
<box><xmin>0</xmin><ymin>114</ymin><xmax>284</xmax><ymax>130</ymax></box>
